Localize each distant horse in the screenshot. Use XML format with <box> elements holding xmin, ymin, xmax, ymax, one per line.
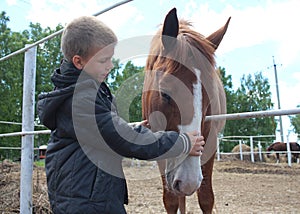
<box><xmin>267</xmin><ymin>142</ymin><xmax>300</xmax><ymax>163</ymax></box>
<box><xmin>142</xmin><ymin>8</ymin><xmax>230</xmax><ymax>213</ymax></box>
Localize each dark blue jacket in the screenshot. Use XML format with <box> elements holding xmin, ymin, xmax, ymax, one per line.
<box><xmin>37</xmin><ymin>60</ymin><xmax>191</xmax><ymax>214</ymax></box>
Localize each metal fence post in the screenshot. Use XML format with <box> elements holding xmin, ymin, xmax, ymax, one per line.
<box><xmin>250</xmin><ymin>136</ymin><xmax>254</xmax><ymax>162</ymax></box>
<box><xmin>286</xmin><ymin>134</ymin><xmax>292</xmax><ymax>167</ymax></box>
<box><xmin>258</xmin><ymin>141</ymin><xmax>262</xmax><ymax>162</ymax></box>
<box><xmin>217</xmin><ymin>138</ymin><xmax>220</xmax><ymax>161</ymax></box>
<box><xmin>239</xmin><ymin>140</ymin><xmax>243</xmax><ymax>161</ymax></box>
<box><xmin>20</xmin><ymin>45</ymin><xmax>37</xmax><ymax>214</ymax></box>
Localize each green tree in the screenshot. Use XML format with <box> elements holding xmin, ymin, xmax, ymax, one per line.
<box><xmin>290</xmin><ymin>105</ymin><xmax>300</xmax><ymax>139</ymax></box>
<box><xmin>0</xmin><ymin>12</ymin><xmax>28</xmax><ymax>159</ymax></box>
<box><xmin>233</xmin><ymin>72</ymin><xmax>276</xmax><ymax>136</ymax></box>
<box><xmin>106</xmin><ymin>60</ymin><xmax>144</xmax><ymax>122</ymax></box>
<box><xmin>33</xmin><ymin>23</ymin><xmax>64</xmax><ymax>94</ymax></box>
<box><xmin>31</xmin><ymin>22</ymin><xmax>63</xmax><ymax>150</ymax></box>
<box><xmin>219</xmin><ymin>69</ymin><xmax>276</xmax><ymax>151</ymax></box>
<box><xmin>0</xmin><ymin>11</ymin><xmax>62</xmax><ymax>160</ymax></box>
<box><xmin>219</xmin><ymin>67</ymin><xmax>237</xmax><ymax>151</ymax></box>
<box><xmin>219</xmin><ymin>66</ymin><xmax>235</xmax><ymax>115</ymax></box>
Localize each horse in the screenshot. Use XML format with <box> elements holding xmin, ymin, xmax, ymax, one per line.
<box><xmin>266</xmin><ymin>142</ymin><xmax>300</xmax><ymax>163</ymax></box>
<box><xmin>142</xmin><ymin>8</ymin><xmax>230</xmax><ymax>214</ymax></box>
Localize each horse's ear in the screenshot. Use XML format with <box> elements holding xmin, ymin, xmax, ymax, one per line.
<box><xmin>162</xmin><ymin>8</ymin><xmax>179</xmax><ymax>51</ymax></box>
<box><xmin>206</xmin><ymin>17</ymin><xmax>231</xmax><ymax>50</ymax></box>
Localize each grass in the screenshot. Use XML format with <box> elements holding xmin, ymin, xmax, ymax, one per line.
<box><xmin>34</xmin><ymin>159</ymin><xmax>45</xmax><ymax>167</ymax></box>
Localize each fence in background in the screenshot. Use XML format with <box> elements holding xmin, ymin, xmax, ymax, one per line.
<box><xmin>1</xmin><ymin>132</ymin><xmax>299</xmax><ymax>164</ymax></box>
<box><xmin>217</xmin><ymin>135</ymin><xmax>300</xmax><ymax>164</ymax></box>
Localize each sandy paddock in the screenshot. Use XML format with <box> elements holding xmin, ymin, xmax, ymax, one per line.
<box><xmin>1</xmin><ymin>159</ymin><xmax>300</xmax><ymax>213</ymax></box>
<box><xmin>124</xmin><ymin>159</ymin><xmax>300</xmax><ymax>213</ymax></box>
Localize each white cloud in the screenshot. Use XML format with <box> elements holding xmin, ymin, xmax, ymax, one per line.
<box><xmin>99</xmin><ymin>4</ymin><xmax>144</xmax><ymax>39</ymax></box>
<box><xmin>292</xmin><ymin>72</ymin><xmax>300</xmax><ymax>82</ymax></box>
<box><xmin>5</xmin><ymin>0</ymin><xmax>17</xmax><ymax>6</ymax></box>
<box><xmin>25</xmin><ymin>0</ymin><xmax>130</xmax><ymax>28</ymax></box>
<box><xmin>24</xmin><ymin>0</ymin><xmax>143</xmax><ymax>40</ymax></box>
<box><xmin>16</xmin><ymin>0</ymin><xmax>300</xmax><ymax>58</ymax></box>
<box><xmin>185</xmin><ymin>0</ymin><xmax>300</xmax><ymax>67</ymax></box>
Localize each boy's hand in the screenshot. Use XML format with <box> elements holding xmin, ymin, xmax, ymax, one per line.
<box><xmin>140</xmin><ymin>120</ymin><xmax>151</xmax><ymax>129</ymax></box>
<box><xmin>185</xmin><ymin>131</ymin><xmax>205</xmax><ymax>156</ymax></box>
<box><xmin>129</xmin><ymin>120</ymin><xmax>151</xmax><ymax>129</ymax></box>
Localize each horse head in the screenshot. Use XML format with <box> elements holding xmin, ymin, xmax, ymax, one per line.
<box><xmin>266</xmin><ymin>144</ymin><xmax>273</xmax><ymax>152</ymax></box>
<box><xmin>142</xmin><ymin>8</ymin><xmax>229</xmax><ymax>197</ymax></box>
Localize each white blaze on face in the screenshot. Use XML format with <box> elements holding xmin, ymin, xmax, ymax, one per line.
<box><xmin>178</xmin><ymin>68</ymin><xmax>202</xmax><ymax>134</ymax></box>
<box><xmin>166</xmin><ymin>68</ymin><xmax>203</xmax><ymax>196</ymax></box>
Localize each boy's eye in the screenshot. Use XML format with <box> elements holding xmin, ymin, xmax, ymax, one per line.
<box><xmin>99</xmin><ymin>57</ymin><xmax>112</xmax><ymax>63</ymax></box>
<box><xmin>99</xmin><ymin>59</ymin><xmax>108</xmax><ymax>63</ymax></box>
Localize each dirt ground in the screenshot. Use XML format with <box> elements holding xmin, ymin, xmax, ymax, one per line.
<box><xmin>124</xmin><ymin>159</ymin><xmax>300</xmax><ymax>213</ymax></box>
<box><xmin>1</xmin><ymin>158</ymin><xmax>300</xmax><ymax>214</ymax></box>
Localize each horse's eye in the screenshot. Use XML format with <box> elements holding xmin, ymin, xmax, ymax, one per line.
<box><xmin>161</xmin><ymin>91</ymin><xmax>171</xmax><ymax>103</ymax></box>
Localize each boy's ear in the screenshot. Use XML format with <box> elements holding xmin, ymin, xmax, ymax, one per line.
<box><xmin>72</xmin><ymin>55</ymin><xmax>84</xmax><ymax>70</ymax></box>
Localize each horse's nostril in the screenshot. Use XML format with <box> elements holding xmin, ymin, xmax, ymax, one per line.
<box><xmin>173</xmin><ymin>179</ymin><xmax>181</xmax><ymax>191</ymax></box>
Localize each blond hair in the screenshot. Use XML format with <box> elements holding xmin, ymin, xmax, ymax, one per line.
<box><xmin>61</xmin><ymin>16</ymin><xmax>117</xmax><ymax>62</ymax></box>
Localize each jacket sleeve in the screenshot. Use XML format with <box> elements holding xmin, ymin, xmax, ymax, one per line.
<box><xmin>72</xmin><ymin>80</ymin><xmax>191</xmax><ymax>160</ymax></box>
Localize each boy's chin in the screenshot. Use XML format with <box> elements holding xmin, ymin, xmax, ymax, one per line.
<box><xmin>95</xmin><ymin>75</ymin><xmax>106</xmax><ymax>83</ymax></box>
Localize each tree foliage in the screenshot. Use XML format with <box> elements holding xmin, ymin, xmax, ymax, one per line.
<box><xmin>0</xmin><ymin>11</ymin><xmax>63</xmax><ymax>160</ymax></box>
<box><xmin>290</xmin><ymin>105</ymin><xmax>300</xmax><ymax>139</ymax></box>
<box><xmin>219</xmin><ymin>67</ymin><xmax>276</xmax><ymax>151</ymax></box>
<box><xmin>106</xmin><ymin>60</ymin><xmax>144</xmax><ymax>122</ymax></box>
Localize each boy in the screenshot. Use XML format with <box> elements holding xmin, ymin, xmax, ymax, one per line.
<box><xmin>38</xmin><ymin>16</ymin><xmax>204</xmax><ymax>214</ymax></box>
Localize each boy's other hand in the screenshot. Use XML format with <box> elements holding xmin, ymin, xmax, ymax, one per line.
<box><xmin>185</xmin><ymin>131</ymin><xmax>205</xmax><ymax>156</ymax></box>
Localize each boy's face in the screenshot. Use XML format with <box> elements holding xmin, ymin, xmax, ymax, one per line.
<box><xmin>82</xmin><ymin>46</ymin><xmax>115</xmax><ymax>83</ymax></box>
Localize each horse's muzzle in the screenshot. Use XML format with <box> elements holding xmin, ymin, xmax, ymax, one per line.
<box><xmin>165</xmin><ymin>156</ymin><xmax>203</xmax><ymax>196</ymax></box>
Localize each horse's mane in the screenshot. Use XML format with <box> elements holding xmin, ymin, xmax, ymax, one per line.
<box><xmin>145</xmin><ymin>19</ymin><xmax>216</xmax><ymax>75</ymax></box>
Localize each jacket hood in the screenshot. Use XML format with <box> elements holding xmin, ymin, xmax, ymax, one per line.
<box><xmin>38</xmin><ymin>60</ymin><xmax>87</xmax><ymax>130</ymax></box>
<box><xmin>38</xmin><ymin>86</ymin><xmax>75</xmax><ymax>130</ymax></box>
<box><xmin>51</xmin><ymin>59</ymin><xmax>81</xmax><ymax>89</ymax></box>
<box><xmin>38</xmin><ymin>60</ymin><xmax>112</xmax><ymax>130</ymax></box>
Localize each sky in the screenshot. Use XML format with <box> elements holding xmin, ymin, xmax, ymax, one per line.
<box><xmin>1</xmin><ymin>0</ymin><xmax>300</xmax><ymax>141</ymax></box>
